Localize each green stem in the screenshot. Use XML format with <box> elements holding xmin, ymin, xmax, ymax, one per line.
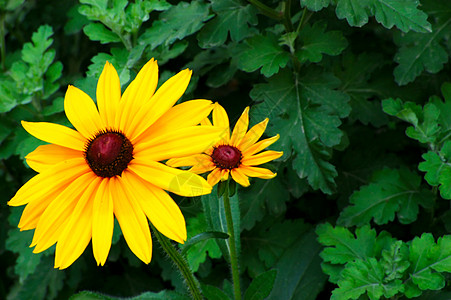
<box><xmin>247</xmin><ymin>0</ymin><xmax>282</xmax><ymax>21</ymax></box>
<box><xmin>223</xmin><ymin>184</ymin><xmax>241</xmax><ymax>300</ymax></box>
<box><xmin>151</xmin><ymin>224</ymin><xmax>203</xmax><ymax>300</ymax></box>
<box><xmin>282</xmin><ymin>0</ymin><xmax>294</xmax><ymax>32</ymax></box>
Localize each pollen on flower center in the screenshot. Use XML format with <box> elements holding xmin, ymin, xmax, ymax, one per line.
<box><xmin>211</xmin><ymin>145</ymin><xmax>242</xmax><ymax>170</ymax></box>
<box><xmin>85</xmin><ymin>130</ymin><xmax>133</xmax><ymax>177</ymax></box>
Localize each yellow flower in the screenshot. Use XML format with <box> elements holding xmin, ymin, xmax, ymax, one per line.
<box><xmin>8</xmin><ymin>59</ymin><xmax>224</xmax><ymax>269</ymax></box>
<box><xmin>167</xmin><ymin>104</ymin><xmax>283</xmax><ymax>187</ymax></box>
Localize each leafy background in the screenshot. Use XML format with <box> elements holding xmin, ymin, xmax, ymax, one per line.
<box><xmin>2</xmin><ymin>0</ymin><xmax>451</xmax><ymax>299</ymax></box>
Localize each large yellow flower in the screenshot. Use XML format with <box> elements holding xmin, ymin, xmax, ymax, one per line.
<box><xmin>8</xmin><ymin>59</ymin><xmax>224</xmax><ymax>269</ymax></box>
<box><xmin>167</xmin><ymin>104</ymin><xmax>283</xmax><ymax>187</ymax></box>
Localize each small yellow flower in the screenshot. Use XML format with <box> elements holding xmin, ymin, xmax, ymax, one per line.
<box><xmin>8</xmin><ymin>59</ymin><xmax>223</xmax><ymax>269</ymax></box>
<box><xmin>167</xmin><ymin>104</ymin><xmax>283</xmax><ymax>187</ymax></box>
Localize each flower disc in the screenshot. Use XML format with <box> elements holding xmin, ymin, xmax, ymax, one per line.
<box><xmin>211</xmin><ymin>145</ymin><xmax>242</xmax><ymax>170</ymax></box>
<box><xmin>85</xmin><ymin>130</ymin><xmax>133</xmax><ymax>177</ymax></box>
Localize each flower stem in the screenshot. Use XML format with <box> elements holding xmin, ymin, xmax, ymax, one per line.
<box><xmin>151</xmin><ymin>224</ymin><xmax>203</xmax><ymax>300</ymax></box>
<box><xmin>223</xmin><ymin>184</ymin><xmax>241</xmax><ymax>300</ymax></box>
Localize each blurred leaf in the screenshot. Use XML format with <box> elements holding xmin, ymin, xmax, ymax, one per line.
<box><xmin>295</xmin><ymin>21</ymin><xmax>348</xmax><ymax>63</ymax></box>
<box><xmin>69</xmin><ymin>290</ymin><xmax>190</xmax><ymax>300</ymax></box>
<box><xmin>180</xmin><ymin>213</ymin><xmax>222</xmax><ymax>272</ymax></box>
<box><xmin>201</xmin><ymin>284</ymin><xmax>231</xmax><ymax>300</ymax></box>
<box><xmin>244</xmin><ymin>269</ymin><xmax>277</xmax><ymax>300</ymax></box>
<box><xmin>300</xmin><ymin>0</ymin><xmax>333</xmax><ymax>12</ymax></box>
<box><xmin>7</xmin><ymin>256</ymin><xmax>64</xmax><ymax>300</ymax></box>
<box><xmin>201</xmin><ymin>186</ymin><xmax>241</xmax><ymax>264</ymax></box>
<box><xmin>338</xmin><ymin>168</ymin><xmax>434</xmax><ymax>226</ymax></box>
<box><xmin>139</xmin><ymin>1</ymin><xmax>211</xmax><ymax>50</ymax></box>
<box><xmin>236</xmin><ymin>33</ymin><xmax>290</xmax><ymax>77</ymax></box>
<box><xmin>198</xmin><ymin>0</ymin><xmax>257</xmax><ymax>48</ymax></box>
<box><xmin>268</xmin><ymin>230</ymin><xmax>326</xmax><ymax>300</ymax></box>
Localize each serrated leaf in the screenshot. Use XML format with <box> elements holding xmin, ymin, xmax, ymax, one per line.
<box><xmin>139</xmin><ymin>1</ymin><xmax>211</xmax><ymax>50</ymax></box>
<box><xmin>250</xmin><ymin>70</ymin><xmax>349</xmax><ymax>194</ymax></box>
<box><xmin>335</xmin><ymin>0</ymin><xmax>431</xmax><ymax>33</ymax></box>
<box><xmin>296</xmin><ymin>21</ymin><xmax>348</xmax><ymax>63</ymax></box>
<box><xmin>381</xmin><ymin>240</ymin><xmax>410</xmax><ymax>281</ymax></box>
<box><xmin>331</xmin><ymin>258</ymin><xmax>403</xmax><ymax>300</ymax></box>
<box><xmin>21</xmin><ymin>25</ymin><xmax>53</xmax><ymax>65</ymax></box>
<box><xmin>236</xmin><ymin>33</ymin><xmax>290</xmax><ymax>77</ymax></box>
<box><xmin>300</xmin><ymin>0</ymin><xmax>333</xmax><ymax>12</ymax></box>
<box><xmin>393</xmin><ymin>16</ymin><xmax>451</xmax><ymax>85</ymax></box>
<box><xmin>83</xmin><ymin>22</ymin><xmax>121</xmax><ymax>44</ymax></box>
<box><xmin>419</xmin><ymin>151</ymin><xmax>443</xmax><ymax>187</ymax></box>
<box><xmin>406</xmin><ymin>233</ymin><xmax>447</xmax><ymax>292</ymax></box>
<box><xmin>197</xmin><ymin>0</ymin><xmax>257</xmax><ymax>48</ymax></box>
<box><xmin>239</xmin><ymin>175</ymin><xmax>289</xmax><ymax>230</ymax></box>
<box><xmin>244</xmin><ymin>269</ymin><xmax>277</xmax><ymax>300</ymax></box>
<box><xmin>338</xmin><ymin>168</ymin><xmax>433</xmax><ymax>226</ymax></box>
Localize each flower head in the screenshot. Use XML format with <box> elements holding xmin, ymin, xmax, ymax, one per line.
<box><xmin>167</xmin><ymin>104</ymin><xmax>283</xmax><ymax>187</ymax></box>
<box><xmin>8</xmin><ymin>59</ymin><xmax>223</xmax><ymax>269</ymax></box>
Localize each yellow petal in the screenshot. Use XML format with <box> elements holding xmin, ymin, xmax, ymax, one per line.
<box><xmin>220</xmin><ymin>168</ymin><xmax>229</xmax><ymax>181</ymax></box>
<box><xmin>18</xmin><ymin>188</ymin><xmax>60</xmax><ymax>230</ymax></box>
<box><xmin>189</xmin><ymin>160</ymin><xmax>216</xmax><ymax>174</ymax></box>
<box><xmin>31</xmin><ymin>172</ymin><xmax>97</xmax><ymax>253</ymax></box>
<box><xmin>238</xmin><ymin>118</ymin><xmax>268</xmax><ymax>151</ymax></box>
<box><xmin>231</xmin><ymin>168</ymin><xmax>250</xmax><ymax>187</ymax></box>
<box><xmin>242</xmin><ymin>134</ymin><xmax>280</xmax><ymax>157</ymax></box>
<box><xmin>212</xmin><ymin>103</ymin><xmax>230</xmax><ymax>143</ymax></box>
<box><xmin>134</xmin><ymin>126</ymin><xmax>224</xmax><ymax>162</ymax></box>
<box><xmin>9</xmin><ymin>157</ymin><xmax>90</xmax><ymax>207</ymax></box>
<box><xmin>207</xmin><ymin>168</ymin><xmax>222</xmax><ymax>187</ymax></box>
<box><xmin>136</xmin><ymin>100</ymin><xmax>214</xmax><ymax>143</ymax></box>
<box><xmin>122</xmin><ymin>171</ymin><xmax>187</xmax><ymax>243</ymax></box>
<box><xmin>97</xmin><ymin>61</ymin><xmax>121</xmax><ymax>128</ymax></box>
<box><xmin>129</xmin><ymin>69</ymin><xmax>192</xmax><ymax>142</ymax></box>
<box><xmin>166</xmin><ymin>154</ymin><xmax>207</xmax><ymax>167</ymax></box>
<box><xmin>92</xmin><ymin>178</ymin><xmax>114</xmax><ymax>266</ymax></box>
<box><xmin>112</xmin><ymin>176</ymin><xmax>152</xmax><ymax>264</ymax></box>
<box><xmin>21</xmin><ymin>121</ymin><xmax>86</xmax><ymax>151</ymax></box>
<box><xmin>54</xmin><ymin>177</ymin><xmax>101</xmax><ymax>269</ymax></box>
<box><xmin>240</xmin><ymin>165</ymin><xmax>277</xmax><ymax>179</ymax></box>
<box><xmin>64</xmin><ymin>85</ymin><xmax>103</xmax><ymax>139</ymax></box>
<box><xmin>117</xmin><ymin>59</ymin><xmax>159</xmax><ymax>137</ymax></box>
<box><xmin>241</xmin><ymin>150</ymin><xmax>283</xmax><ymax>166</ymax></box>
<box><xmin>129</xmin><ymin>158</ymin><xmax>212</xmax><ymax>197</ymax></box>
<box><xmin>25</xmin><ymin>144</ymin><xmax>82</xmax><ymax>173</ymax></box>
<box><xmin>230</xmin><ymin>107</ymin><xmax>249</xmax><ymax>146</ymax></box>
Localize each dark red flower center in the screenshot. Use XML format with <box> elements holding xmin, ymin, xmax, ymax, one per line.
<box><xmin>211</xmin><ymin>145</ymin><xmax>242</xmax><ymax>170</ymax></box>
<box><xmin>84</xmin><ymin>130</ymin><xmax>133</xmax><ymax>177</ymax></box>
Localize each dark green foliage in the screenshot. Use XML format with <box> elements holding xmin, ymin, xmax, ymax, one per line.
<box><xmin>3</xmin><ymin>0</ymin><xmax>451</xmax><ymax>299</ymax></box>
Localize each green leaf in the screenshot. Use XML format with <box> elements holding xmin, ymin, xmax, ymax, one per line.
<box><xmin>418</xmin><ymin>151</ymin><xmax>443</xmax><ymax>187</ymax></box>
<box><xmin>406</xmin><ymin>233</ymin><xmax>447</xmax><ymax>292</ymax></box>
<box><xmin>393</xmin><ymin>15</ymin><xmax>451</xmax><ymax>85</ymax></box>
<box><xmin>139</xmin><ymin>1</ymin><xmax>211</xmax><ymax>50</ymax></box>
<box><xmin>381</xmin><ymin>240</ymin><xmax>410</xmax><ymax>281</ymax></box>
<box><xmin>180</xmin><ymin>213</ymin><xmax>222</xmax><ymax>272</ymax></box>
<box><xmin>236</xmin><ymin>33</ymin><xmax>290</xmax><ymax>77</ymax></box>
<box><xmin>335</xmin><ymin>0</ymin><xmax>431</xmax><ymax>33</ymax></box>
<box><xmin>331</xmin><ymin>258</ymin><xmax>403</xmax><ymax>300</ymax></box>
<box><xmin>268</xmin><ymin>230</ymin><xmax>326</xmax><ymax>300</ymax></box>
<box><xmin>338</xmin><ymin>168</ymin><xmax>434</xmax><ymax>226</ymax></box>
<box><xmin>201</xmin><ymin>284</ymin><xmax>231</xmax><ymax>300</ymax></box>
<box><xmin>69</xmin><ymin>290</ymin><xmax>190</xmax><ymax>300</ymax></box>
<box><xmin>239</xmin><ymin>175</ymin><xmax>290</xmax><ymax>230</ymax></box>
<box><xmin>0</xmin><ymin>78</ymin><xmax>19</xmax><ymax>113</ymax></box>
<box><xmin>7</xmin><ymin>255</ymin><xmax>64</xmax><ymax>300</ymax></box>
<box><xmin>197</xmin><ymin>0</ymin><xmax>258</xmax><ymax>48</ymax></box>
<box><xmin>21</xmin><ymin>25</ymin><xmax>54</xmax><ymax>66</ymax></box>
<box><xmin>181</xmin><ymin>231</ymin><xmax>229</xmax><ymax>255</ymax></box>
<box><xmin>82</xmin><ymin>22</ymin><xmax>121</xmax><ymax>44</ymax></box>
<box><xmin>250</xmin><ymin>70</ymin><xmax>349</xmax><ymax>194</ymax></box>
<box><xmin>300</xmin><ymin>0</ymin><xmax>333</xmax><ymax>12</ymax></box>
<box><xmin>295</xmin><ymin>21</ymin><xmax>348</xmax><ymax>63</ymax></box>
<box><xmin>201</xmin><ymin>186</ymin><xmax>241</xmax><ymax>264</ymax></box>
<box><xmin>334</xmin><ymin>52</ymin><xmax>389</xmax><ymax>127</ymax></box>
<box><xmin>244</xmin><ymin>269</ymin><xmax>277</xmax><ymax>300</ymax></box>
